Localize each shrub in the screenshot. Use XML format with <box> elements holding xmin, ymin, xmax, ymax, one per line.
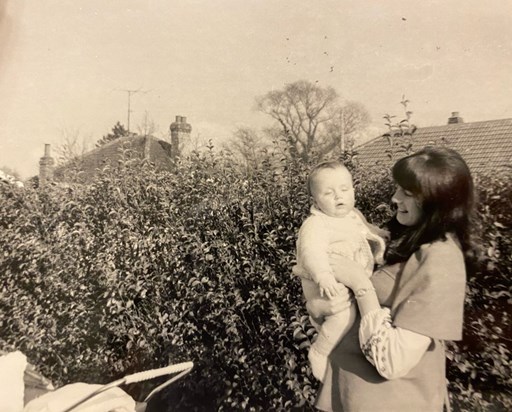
<box><xmin>447</xmin><ymin>168</ymin><xmax>512</xmax><ymax>411</ymax></box>
<box><xmin>0</xmin><ymin>151</ymin><xmax>317</xmax><ymax>410</ymax></box>
<box><xmin>0</xmin><ymin>150</ymin><xmax>510</xmax><ymax>411</ymax></box>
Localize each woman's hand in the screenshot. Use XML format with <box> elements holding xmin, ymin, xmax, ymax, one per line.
<box><xmin>329</xmin><ymin>254</ymin><xmax>374</xmax><ymax>291</ymax></box>
<box><xmin>306</xmin><ymin>287</ymin><xmax>353</xmax><ymax>319</ymax></box>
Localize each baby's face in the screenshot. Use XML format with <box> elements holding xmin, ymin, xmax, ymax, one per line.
<box><xmin>311</xmin><ymin>167</ymin><xmax>355</xmax><ymax>218</ymax></box>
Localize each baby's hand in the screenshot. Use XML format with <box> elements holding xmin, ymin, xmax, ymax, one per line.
<box><xmin>318</xmin><ymin>278</ymin><xmax>344</xmax><ymax>300</ymax></box>
<box><xmin>375</xmin><ymin>227</ymin><xmax>390</xmax><ymax>241</ymax></box>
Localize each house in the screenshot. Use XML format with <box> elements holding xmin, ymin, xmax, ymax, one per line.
<box><xmin>39</xmin><ymin>116</ymin><xmax>191</xmax><ymax>185</ymax></box>
<box><xmin>354</xmin><ymin>112</ymin><xmax>512</xmax><ymax>174</ymax></box>
<box><xmin>0</xmin><ymin>169</ymin><xmax>24</xmax><ymax>188</ymax></box>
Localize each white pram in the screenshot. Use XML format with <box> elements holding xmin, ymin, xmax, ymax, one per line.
<box><xmin>0</xmin><ymin>351</ymin><xmax>193</xmax><ymax>412</ymax></box>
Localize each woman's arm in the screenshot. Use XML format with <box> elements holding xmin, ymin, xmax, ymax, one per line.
<box><xmin>328</xmin><ymin>254</ymin><xmax>381</xmax><ymax>315</ymax></box>
<box><xmin>329</xmin><ymin>254</ymin><xmax>431</xmax><ymax>379</ymax></box>
<box><xmin>359</xmin><ymin>308</ymin><xmax>432</xmax><ymax>379</ymax></box>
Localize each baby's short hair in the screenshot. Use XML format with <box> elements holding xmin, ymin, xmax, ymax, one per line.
<box><xmin>307</xmin><ymin>160</ymin><xmax>348</xmax><ymax>196</ymax></box>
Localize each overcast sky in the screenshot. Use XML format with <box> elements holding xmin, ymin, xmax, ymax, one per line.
<box><xmin>1</xmin><ymin>0</ymin><xmax>512</xmax><ymax>178</ymax></box>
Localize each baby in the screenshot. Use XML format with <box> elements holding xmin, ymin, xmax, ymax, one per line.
<box><xmin>294</xmin><ymin>160</ymin><xmax>387</xmax><ymax>381</ymax></box>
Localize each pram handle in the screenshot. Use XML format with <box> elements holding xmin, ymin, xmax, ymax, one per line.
<box><xmin>59</xmin><ymin>361</ymin><xmax>194</xmax><ymax>412</ymax></box>
<box><xmin>125</xmin><ymin>361</ymin><xmax>193</xmax><ymax>384</ymax></box>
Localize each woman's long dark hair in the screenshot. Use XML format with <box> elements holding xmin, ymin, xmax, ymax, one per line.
<box><xmin>385</xmin><ymin>147</ymin><xmax>477</xmax><ymax>265</ymax></box>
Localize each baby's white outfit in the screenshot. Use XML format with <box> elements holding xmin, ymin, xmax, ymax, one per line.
<box><xmin>296</xmin><ymin>206</ymin><xmax>385</xmax><ymax>381</ymax></box>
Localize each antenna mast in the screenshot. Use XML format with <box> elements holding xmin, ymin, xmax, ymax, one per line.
<box><xmin>117</xmin><ymin>88</ymin><xmax>148</xmax><ymax>133</ymax></box>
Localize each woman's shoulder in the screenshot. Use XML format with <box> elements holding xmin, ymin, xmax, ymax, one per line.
<box><xmin>407</xmin><ymin>233</ymin><xmax>466</xmax><ymax>286</ymax></box>
<box><xmin>393</xmin><ymin>233</ymin><xmax>467</xmax><ymax>340</ymax></box>
<box><xmin>417</xmin><ymin>233</ymin><xmax>463</xmax><ymax>262</ymax></box>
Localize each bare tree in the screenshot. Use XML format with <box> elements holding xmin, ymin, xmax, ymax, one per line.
<box><xmin>326</xmin><ymin>100</ymin><xmax>372</xmax><ymax>154</ymax></box>
<box><xmin>180</xmin><ymin>132</ymin><xmax>207</xmax><ymax>154</ymax></box>
<box><xmin>225</xmin><ymin>126</ymin><xmax>270</xmax><ymax>172</ymax></box>
<box><xmin>55</xmin><ymin>128</ymin><xmax>91</xmax><ymax>165</ymax></box>
<box><xmin>256</xmin><ymin>80</ymin><xmax>371</xmax><ymax>161</ymax></box>
<box><xmin>137</xmin><ymin>111</ymin><xmax>158</xmax><ymax>137</ymax></box>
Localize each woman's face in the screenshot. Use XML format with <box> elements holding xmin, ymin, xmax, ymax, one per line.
<box><xmin>392</xmin><ymin>185</ymin><xmax>424</xmax><ymax>226</ymax></box>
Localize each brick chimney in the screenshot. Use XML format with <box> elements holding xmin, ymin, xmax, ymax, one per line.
<box><xmin>39</xmin><ymin>144</ymin><xmax>55</xmax><ymax>186</ymax></box>
<box><xmin>448</xmin><ymin>112</ymin><xmax>464</xmax><ymax>124</ymax></box>
<box><xmin>169</xmin><ymin>116</ymin><xmax>192</xmax><ymax>159</ymax></box>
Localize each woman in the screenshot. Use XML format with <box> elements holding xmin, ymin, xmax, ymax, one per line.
<box><xmin>307</xmin><ymin>147</ymin><xmax>476</xmax><ymax>411</ymax></box>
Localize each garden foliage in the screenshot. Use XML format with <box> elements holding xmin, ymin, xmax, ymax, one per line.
<box><xmin>0</xmin><ymin>146</ymin><xmax>510</xmax><ymax>411</ymax></box>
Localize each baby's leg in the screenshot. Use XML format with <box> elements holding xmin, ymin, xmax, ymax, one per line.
<box><xmin>309</xmin><ymin>303</ymin><xmax>357</xmax><ymax>382</ymax></box>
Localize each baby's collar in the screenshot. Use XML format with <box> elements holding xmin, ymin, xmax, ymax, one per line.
<box><xmin>310</xmin><ymin>205</ymin><xmax>354</xmax><ymax>219</ymax></box>
<box><xmin>310</xmin><ymin>205</ymin><xmax>324</xmax><ymax>216</ymax></box>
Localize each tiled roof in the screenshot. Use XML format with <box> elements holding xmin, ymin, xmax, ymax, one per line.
<box><xmin>54</xmin><ymin>135</ymin><xmax>174</xmax><ymax>182</ymax></box>
<box><xmin>354</xmin><ymin>118</ymin><xmax>512</xmax><ymax>174</ymax></box>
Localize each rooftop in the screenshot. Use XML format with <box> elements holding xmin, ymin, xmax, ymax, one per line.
<box><xmin>53</xmin><ymin>135</ymin><xmax>174</xmax><ymax>182</ymax></box>
<box><xmin>355</xmin><ymin>116</ymin><xmax>512</xmax><ymax>174</ymax></box>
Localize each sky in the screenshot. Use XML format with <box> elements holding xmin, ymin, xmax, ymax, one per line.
<box><xmin>1</xmin><ymin>0</ymin><xmax>512</xmax><ymax>179</ymax></box>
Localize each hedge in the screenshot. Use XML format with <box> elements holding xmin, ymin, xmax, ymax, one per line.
<box><xmin>0</xmin><ymin>148</ymin><xmax>510</xmax><ymax>411</ymax></box>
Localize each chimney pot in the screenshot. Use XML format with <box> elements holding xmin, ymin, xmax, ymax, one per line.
<box><xmin>39</xmin><ymin>143</ymin><xmax>55</xmax><ymax>186</ymax></box>
<box><xmin>448</xmin><ymin>112</ymin><xmax>464</xmax><ymax>124</ymax></box>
